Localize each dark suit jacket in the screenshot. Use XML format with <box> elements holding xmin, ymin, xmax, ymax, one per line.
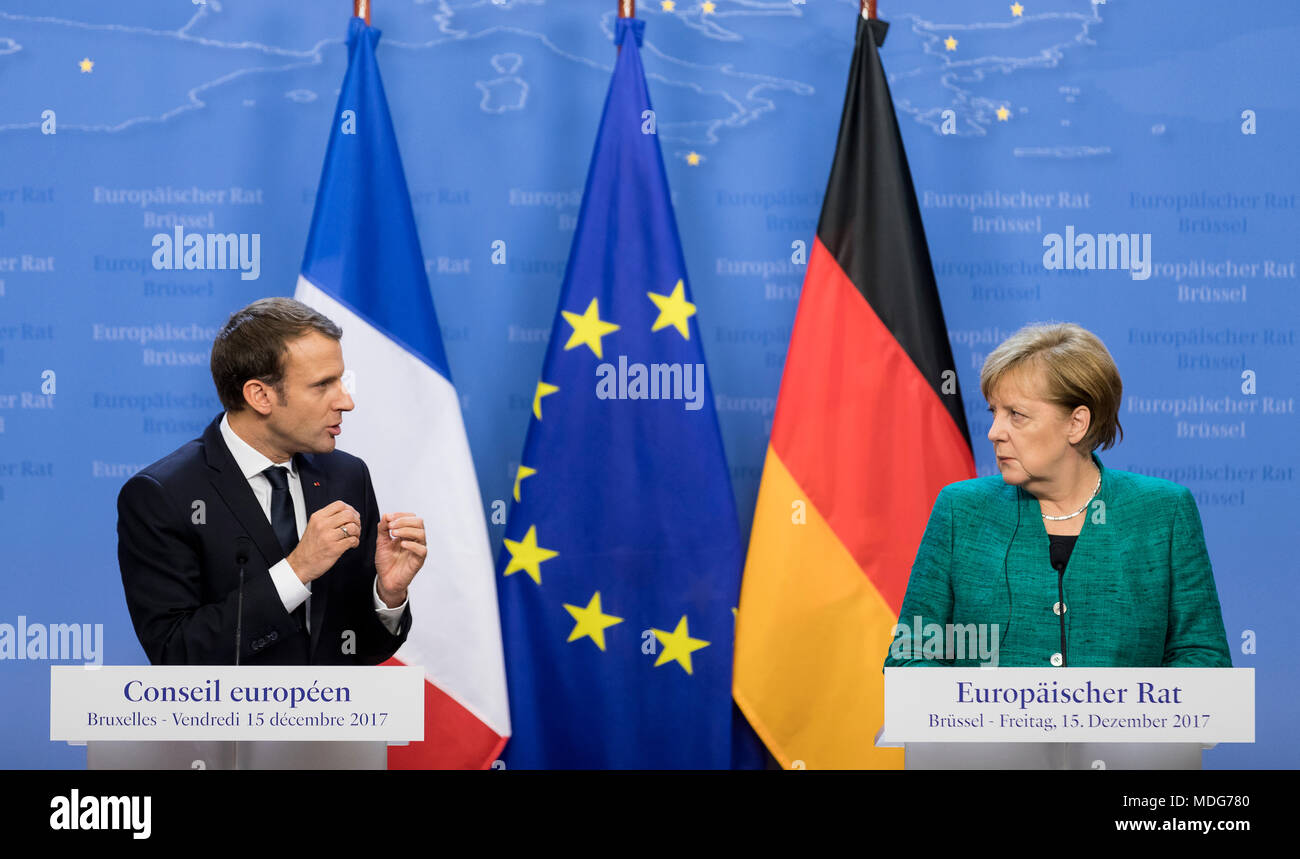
<box><xmin>117</xmin><ymin>413</ymin><xmax>412</xmax><ymax>665</ymax></box>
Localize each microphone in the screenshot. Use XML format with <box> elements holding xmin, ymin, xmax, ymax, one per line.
<box><xmin>1055</xmin><ymin>567</ymin><xmax>1068</xmax><ymax>667</ymax></box>
<box><xmin>1048</xmin><ymin>537</ymin><xmax>1070</xmax><ymax>667</ymax></box>
<box><xmin>234</xmin><ymin>538</ymin><xmax>251</xmax><ymax>667</ymax></box>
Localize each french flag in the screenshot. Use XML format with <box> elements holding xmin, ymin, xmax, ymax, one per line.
<box><xmin>294</xmin><ymin>15</ymin><xmax>509</xmax><ymax>768</ymax></box>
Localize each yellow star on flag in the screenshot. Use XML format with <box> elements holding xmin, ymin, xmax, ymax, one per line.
<box><xmin>79</xmin><ymin>57</ymin><xmax>94</xmax><ymax>73</ymax></box>
<box><xmin>944</xmin><ymin>36</ymin><xmax>958</xmax><ymax>51</ymax></box>
<box><xmin>533</xmin><ymin>380</ymin><xmax>559</xmax><ymax>420</ymax></box>
<box><xmin>647</xmin><ymin>279</ymin><xmax>696</xmax><ymax>339</ymax></box>
<box><xmin>996</xmin><ymin>105</ymin><xmax>1011</xmax><ymax>121</ymax></box>
<box><xmin>563</xmin><ymin>592</ymin><xmax>624</xmax><ymax>651</ymax></box>
<box><xmin>651</xmin><ymin>615</ymin><xmax>710</xmax><ymax>674</ymax></box>
<box><xmin>513</xmin><ymin>464</ymin><xmax>537</xmax><ymax>502</ymax></box>
<box><xmin>502</xmin><ymin>525</ymin><xmax>558</xmax><ymax>585</ymax></box>
<box><xmin>560</xmin><ymin>298</ymin><xmax>620</xmax><ymax>359</ymax></box>
<box><xmin>685</xmin><ymin>151</ymin><xmax>701</xmax><ymax>166</ymax></box>
<box><xmin>701</xmin><ymin>1</ymin><xmax>716</xmax><ymax>13</ymax></box>
<box><xmin>661</xmin><ymin>0</ymin><xmax>676</xmax><ymax>10</ymax></box>
<box><xmin>1011</xmin><ymin>3</ymin><xmax>1025</xmax><ymax>16</ymax></box>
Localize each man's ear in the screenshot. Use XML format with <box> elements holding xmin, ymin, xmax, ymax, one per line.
<box><xmin>242</xmin><ymin>379</ymin><xmax>276</xmax><ymax>416</ymax></box>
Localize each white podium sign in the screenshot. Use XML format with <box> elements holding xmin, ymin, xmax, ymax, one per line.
<box><xmin>51</xmin><ymin>666</ymin><xmax>425</xmax><ymax>742</ymax></box>
<box><xmin>880</xmin><ymin>667</ymin><xmax>1253</xmax><ymax>745</ymax></box>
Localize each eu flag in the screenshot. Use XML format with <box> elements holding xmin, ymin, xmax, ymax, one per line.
<box><xmin>496</xmin><ymin>17</ymin><xmax>743</xmax><ymax>769</ymax></box>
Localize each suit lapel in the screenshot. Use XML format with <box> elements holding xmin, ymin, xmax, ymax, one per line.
<box><xmin>1010</xmin><ymin>485</ymin><xmax>1049</xmax><ymax>574</ymax></box>
<box><xmin>967</xmin><ymin>483</ymin><xmax>1020</xmax><ymax>635</ymax></box>
<box><xmin>296</xmin><ymin>452</ymin><xmax>332</xmax><ymax>660</ymax></box>
<box><xmin>1059</xmin><ymin>453</ymin><xmax>1113</xmax><ymax>626</ymax></box>
<box><xmin>1009</xmin><ymin>453</ymin><xmax>1112</xmax><ymax>651</ymax></box>
<box><xmin>203</xmin><ymin>417</ymin><xmax>287</xmax><ymax>571</ymax></box>
<box><xmin>970</xmin><ymin>482</ymin><xmax>1021</xmax><ymax>582</ymax></box>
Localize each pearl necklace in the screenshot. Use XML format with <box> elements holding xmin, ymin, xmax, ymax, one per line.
<box><xmin>1041</xmin><ymin>472</ymin><xmax>1101</xmax><ymax>521</ymax></box>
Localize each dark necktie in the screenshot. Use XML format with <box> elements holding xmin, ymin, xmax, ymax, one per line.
<box><xmin>262</xmin><ymin>465</ymin><xmax>307</xmax><ymax>631</ymax></box>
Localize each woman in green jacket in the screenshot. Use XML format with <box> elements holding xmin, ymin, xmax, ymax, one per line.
<box><xmin>884</xmin><ymin>323</ymin><xmax>1232</xmax><ymax>668</ymax></box>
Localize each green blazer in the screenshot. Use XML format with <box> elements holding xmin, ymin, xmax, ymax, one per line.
<box><xmin>883</xmin><ymin>452</ymin><xmax>1232</xmax><ymax>668</ymax></box>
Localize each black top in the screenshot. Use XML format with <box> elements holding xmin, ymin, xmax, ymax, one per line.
<box><xmin>1048</xmin><ymin>533</ymin><xmax>1079</xmax><ymax>573</ymax></box>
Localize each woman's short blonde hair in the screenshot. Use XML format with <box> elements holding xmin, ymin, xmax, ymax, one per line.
<box><xmin>980</xmin><ymin>322</ymin><xmax>1124</xmax><ymax>452</ymax></box>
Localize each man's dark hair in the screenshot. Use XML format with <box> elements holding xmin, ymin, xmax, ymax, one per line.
<box><xmin>210</xmin><ymin>298</ymin><xmax>342</xmax><ymax>412</ymax></box>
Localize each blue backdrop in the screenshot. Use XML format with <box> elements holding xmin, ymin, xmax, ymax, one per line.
<box><xmin>0</xmin><ymin>0</ymin><xmax>1294</xmax><ymax>768</ymax></box>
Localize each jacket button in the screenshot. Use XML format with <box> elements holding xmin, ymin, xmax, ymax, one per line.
<box><xmin>1053</xmin><ymin>602</ymin><xmax>1067</xmax><ymax>616</ymax></box>
<box><xmin>1050</xmin><ymin>653</ymin><xmax>1063</xmax><ymax>667</ymax></box>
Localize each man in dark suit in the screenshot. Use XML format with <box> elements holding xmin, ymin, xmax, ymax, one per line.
<box><xmin>117</xmin><ymin>297</ymin><xmax>426</xmax><ymax>665</ymax></box>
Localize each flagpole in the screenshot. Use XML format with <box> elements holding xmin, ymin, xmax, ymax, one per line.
<box><xmin>618</xmin><ymin>0</ymin><xmax>633</xmax><ymax>55</ymax></box>
<box><xmin>862</xmin><ymin>0</ymin><xmax>877</xmax><ymax>19</ymax></box>
<box><xmin>355</xmin><ymin>0</ymin><xmax>371</xmax><ymax>26</ymax></box>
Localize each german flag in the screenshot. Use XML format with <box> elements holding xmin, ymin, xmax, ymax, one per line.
<box><xmin>733</xmin><ymin>14</ymin><xmax>974</xmax><ymax>769</ymax></box>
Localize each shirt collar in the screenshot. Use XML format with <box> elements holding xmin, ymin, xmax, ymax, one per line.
<box><xmin>219</xmin><ymin>412</ymin><xmax>297</xmax><ymax>481</ymax></box>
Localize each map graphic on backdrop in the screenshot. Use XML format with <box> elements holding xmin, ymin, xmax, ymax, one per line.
<box><xmin>2</xmin><ymin>1</ymin><xmax>1114</xmax><ymax>148</ymax></box>
<box><xmin>0</xmin><ymin>0</ymin><xmax>1295</xmax><ymax>768</ymax></box>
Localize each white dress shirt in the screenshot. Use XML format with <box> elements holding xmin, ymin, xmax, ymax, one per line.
<box><xmin>219</xmin><ymin>414</ymin><xmax>405</xmax><ymax>635</ymax></box>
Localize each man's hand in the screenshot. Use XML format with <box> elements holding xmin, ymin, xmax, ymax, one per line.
<box><xmin>375</xmin><ymin>512</ymin><xmax>426</xmax><ymax>608</ymax></box>
<box><xmin>286</xmin><ymin>500</ymin><xmax>362</xmax><ymax>584</ymax></box>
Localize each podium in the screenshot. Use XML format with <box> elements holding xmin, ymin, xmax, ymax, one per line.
<box><xmin>879</xmin><ymin>667</ymin><xmax>1253</xmax><ymax>770</ymax></box>
<box><xmin>898</xmin><ymin>741</ymin><xmax>1207</xmax><ymax>770</ymax></box>
<box><xmin>84</xmin><ymin>740</ymin><xmax>389</xmax><ymax>770</ymax></box>
<box><xmin>52</xmin><ymin>665</ymin><xmax>425</xmax><ymax>771</ymax></box>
